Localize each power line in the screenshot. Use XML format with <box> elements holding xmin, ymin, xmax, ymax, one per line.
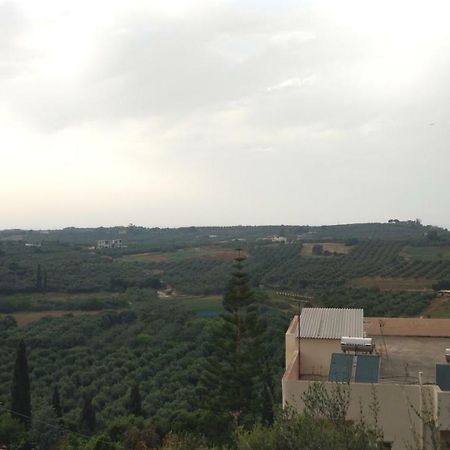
<box><xmin>0</xmin><ymin>403</ymin><xmax>132</xmax><ymax>450</ymax></box>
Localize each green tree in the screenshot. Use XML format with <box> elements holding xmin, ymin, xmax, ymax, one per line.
<box><xmin>28</xmin><ymin>400</ymin><xmax>61</xmax><ymax>450</ymax></box>
<box><xmin>43</xmin><ymin>269</ymin><xmax>48</xmax><ymax>291</ymax></box>
<box><xmin>0</xmin><ymin>413</ymin><xmax>27</xmax><ymax>449</ymax></box>
<box><xmin>127</xmin><ymin>383</ymin><xmax>143</xmax><ymax>417</ymax></box>
<box><xmin>312</xmin><ymin>244</ymin><xmax>323</xmax><ymax>255</ymax></box>
<box><xmin>11</xmin><ymin>340</ymin><xmax>31</xmax><ymax>428</ymax></box>
<box><xmin>80</xmin><ymin>397</ymin><xmax>96</xmax><ymax>435</ymax></box>
<box><xmin>221</xmin><ymin>253</ymin><xmax>256</xmax><ymax>426</ymax></box>
<box><xmin>52</xmin><ymin>385</ymin><xmax>62</xmax><ymax>418</ymax></box>
<box><xmin>36</xmin><ymin>264</ymin><xmax>42</xmax><ymax>291</ymax></box>
<box><xmin>201</xmin><ymin>252</ymin><xmax>263</xmax><ymax>434</ymax></box>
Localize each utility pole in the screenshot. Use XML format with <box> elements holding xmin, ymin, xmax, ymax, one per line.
<box><xmin>297</xmin><ymin>300</ymin><xmax>301</xmax><ymax>379</ymax></box>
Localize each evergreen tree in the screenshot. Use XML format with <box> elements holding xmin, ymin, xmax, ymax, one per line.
<box><xmin>11</xmin><ymin>340</ymin><xmax>31</xmax><ymax>428</ymax></box>
<box><xmin>0</xmin><ymin>413</ymin><xmax>27</xmax><ymax>448</ymax></box>
<box><xmin>127</xmin><ymin>383</ymin><xmax>143</xmax><ymax>417</ymax></box>
<box><xmin>221</xmin><ymin>252</ymin><xmax>255</xmax><ymax>425</ymax></box>
<box><xmin>43</xmin><ymin>269</ymin><xmax>48</xmax><ymax>291</ymax></box>
<box><xmin>201</xmin><ymin>252</ymin><xmax>262</xmax><ymax>433</ymax></box>
<box><xmin>29</xmin><ymin>400</ymin><xmax>61</xmax><ymax>449</ymax></box>
<box><xmin>35</xmin><ymin>264</ymin><xmax>42</xmax><ymax>291</ymax></box>
<box><xmin>80</xmin><ymin>397</ymin><xmax>96</xmax><ymax>434</ymax></box>
<box><xmin>52</xmin><ymin>385</ymin><xmax>62</xmax><ymax>418</ymax></box>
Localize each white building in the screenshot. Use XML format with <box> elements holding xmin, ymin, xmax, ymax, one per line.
<box><xmin>97</xmin><ymin>239</ymin><xmax>123</xmax><ymax>249</ymax></box>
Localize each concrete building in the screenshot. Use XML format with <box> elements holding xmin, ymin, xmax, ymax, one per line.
<box><xmin>97</xmin><ymin>239</ymin><xmax>123</xmax><ymax>249</ymax></box>
<box><xmin>282</xmin><ymin>308</ymin><xmax>450</xmax><ymax>449</ymax></box>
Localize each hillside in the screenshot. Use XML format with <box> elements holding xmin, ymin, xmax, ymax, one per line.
<box><xmin>1</xmin><ymin>221</ymin><xmax>450</xmax><ymax>447</ymax></box>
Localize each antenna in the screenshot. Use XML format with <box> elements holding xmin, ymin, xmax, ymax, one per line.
<box><xmin>379</xmin><ymin>319</ymin><xmax>389</xmax><ymax>360</ymax></box>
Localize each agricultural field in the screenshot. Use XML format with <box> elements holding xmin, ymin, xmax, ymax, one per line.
<box><xmin>167</xmin><ymin>295</ymin><xmax>224</xmax><ymax>316</ymax></box>
<box><xmin>0</xmin><ymin>291</ymin><xmax>128</xmax><ymax>313</ymax></box>
<box><xmin>12</xmin><ymin>310</ymin><xmax>101</xmax><ymax>327</ymax></box>
<box><xmin>1</xmin><ymin>223</ymin><xmax>450</xmax><ymax>448</ymax></box>
<box><xmin>401</xmin><ymin>245</ymin><xmax>450</xmax><ymax>261</ymax></box>
<box><xmin>119</xmin><ymin>246</ymin><xmax>241</xmax><ymax>263</ymax></box>
<box><xmin>300</xmin><ymin>242</ymin><xmax>354</xmax><ymax>256</ymax></box>
<box><xmin>350</xmin><ymin>276</ymin><xmax>434</xmax><ymax>291</ymax></box>
<box><xmin>422</xmin><ymin>295</ymin><xmax>450</xmax><ymax>318</ymax></box>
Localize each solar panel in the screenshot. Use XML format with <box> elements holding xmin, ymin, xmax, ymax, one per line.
<box><xmin>355</xmin><ymin>355</ymin><xmax>380</xmax><ymax>383</ymax></box>
<box><xmin>329</xmin><ymin>353</ymin><xmax>354</xmax><ymax>382</ymax></box>
<box><xmin>436</xmin><ymin>364</ymin><xmax>450</xmax><ymax>391</ymax></box>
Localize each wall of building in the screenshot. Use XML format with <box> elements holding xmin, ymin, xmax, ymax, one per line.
<box><xmin>285</xmin><ymin>316</ymin><xmax>298</xmax><ymax>369</ymax></box>
<box><xmin>282</xmin><ymin>374</ymin><xmax>438</xmax><ymax>450</ymax></box>
<box><xmin>285</xmin><ymin>317</ymin><xmax>341</xmax><ymax>378</ymax></box>
<box><xmin>299</xmin><ymin>338</ymin><xmax>341</xmax><ymax>377</ymax></box>
<box><xmin>438</xmin><ymin>390</ymin><xmax>450</xmax><ymax>431</ymax></box>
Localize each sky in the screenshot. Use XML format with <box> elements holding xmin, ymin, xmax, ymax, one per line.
<box><xmin>1</xmin><ymin>0</ymin><xmax>449</xmax><ymax>229</ymax></box>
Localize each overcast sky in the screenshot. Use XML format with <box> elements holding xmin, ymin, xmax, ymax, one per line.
<box><xmin>1</xmin><ymin>0</ymin><xmax>449</xmax><ymax>229</ymax></box>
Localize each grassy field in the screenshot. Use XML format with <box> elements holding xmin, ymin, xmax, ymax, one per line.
<box><xmin>423</xmin><ymin>296</ymin><xmax>450</xmax><ymax>318</ymax></box>
<box><xmin>12</xmin><ymin>310</ymin><xmax>101</xmax><ymax>327</ymax></box>
<box><xmin>300</xmin><ymin>242</ymin><xmax>353</xmax><ymax>256</ymax></box>
<box><xmin>350</xmin><ymin>276</ymin><xmax>434</xmax><ymax>291</ymax></box>
<box><xmin>401</xmin><ymin>245</ymin><xmax>450</xmax><ymax>261</ymax></box>
<box><xmin>167</xmin><ymin>295</ymin><xmax>224</xmax><ymax>316</ymax></box>
<box><xmin>120</xmin><ymin>246</ymin><xmax>241</xmax><ymax>263</ymax></box>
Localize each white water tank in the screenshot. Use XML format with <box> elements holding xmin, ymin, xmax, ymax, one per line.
<box><xmin>341</xmin><ymin>336</ymin><xmax>374</xmax><ymax>354</ymax></box>
<box><xmin>445</xmin><ymin>348</ymin><xmax>450</xmax><ymax>363</ymax></box>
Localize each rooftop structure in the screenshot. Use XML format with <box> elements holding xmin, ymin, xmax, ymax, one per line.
<box><xmin>299</xmin><ymin>307</ymin><xmax>363</xmax><ymax>339</ymax></box>
<box><xmin>283</xmin><ymin>308</ymin><xmax>450</xmax><ymax>450</ymax></box>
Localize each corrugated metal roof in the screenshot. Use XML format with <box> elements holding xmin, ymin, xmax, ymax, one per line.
<box><xmin>299</xmin><ymin>308</ymin><xmax>364</xmax><ymax>339</ymax></box>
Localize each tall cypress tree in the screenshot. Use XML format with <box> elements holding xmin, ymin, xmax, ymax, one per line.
<box><xmin>11</xmin><ymin>340</ymin><xmax>31</xmax><ymax>428</ymax></box>
<box><xmin>35</xmin><ymin>264</ymin><xmax>42</xmax><ymax>291</ymax></box>
<box><xmin>80</xmin><ymin>397</ymin><xmax>96</xmax><ymax>434</ymax></box>
<box><xmin>52</xmin><ymin>385</ymin><xmax>62</xmax><ymax>418</ymax></box>
<box><xmin>127</xmin><ymin>383</ymin><xmax>143</xmax><ymax>417</ymax></box>
<box><xmin>43</xmin><ymin>269</ymin><xmax>48</xmax><ymax>292</ymax></box>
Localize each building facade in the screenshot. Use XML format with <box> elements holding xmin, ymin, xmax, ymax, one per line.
<box><xmin>282</xmin><ymin>308</ymin><xmax>450</xmax><ymax>449</ymax></box>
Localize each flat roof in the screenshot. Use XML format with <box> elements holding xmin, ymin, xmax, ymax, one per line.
<box><xmin>366</xmin><ymin>317</ymin><xmax>450</xmax><ymax>338</ymax></box>
<box><xmin>375</xmin><ymin>335</ymin><xmax>449</xmax><ymax>384</ymax></box>
<box><xmin>300</xmin><ymin>308</ymin><xmax>364</xmax><ymax>339</ymax></box>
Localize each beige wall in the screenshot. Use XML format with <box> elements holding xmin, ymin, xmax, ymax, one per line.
<box><xmin>284</xmin><ymin>316</ymin><xmax>341</xmax><ymax>378</ymax></box>
<box><xmin>285</xmin><ymin>316</ymin><xmax>298</xmax><ymax>369</ymax></box>
<box><xmin>438</xmin><ymin>391</ymin><xmax>450</xmax><ymax>431</ymax></box>
<box><xmin>283</xmin><ymin>375</ymin><xmax>440</xmax><ymax>450</ymax></box>
<box><xmin>299</xmin><ymin>338</ymin><xmax>341</xmax><ymax>377</ymax></box>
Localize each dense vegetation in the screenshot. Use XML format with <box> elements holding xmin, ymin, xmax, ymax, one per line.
<box><xmin>2</xmin><ymin>232</ymin><xmax>450</xmax><ymax>300</ymax></box>
<box><xmin>1</xmin><ymin>222</ymin><xmax>450</xmax><ymax>447</ymax></box>
<box><xmin>0</xmin><ymin>272</ymin><xmax>290</xmax><ymax>448</ymax></box>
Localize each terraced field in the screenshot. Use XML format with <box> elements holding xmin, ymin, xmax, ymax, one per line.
<box><xmin>350</xmin><ymin>276</ymin><xmax>434</xmax><ymax>291</ymax></box>
<box><xmin>401</xmin><ymin>245</ymin><xmax>450</xmax><ymax>261</ymax></box>
<box><xmin>120</xmin><ymin>246</ymin><xmax>241</xmax><ymax>263</ymax></box>
<box><xmin>300</xmin><ymin>242</ymin><xmax>354</xmax><ymax>256</ymax></box>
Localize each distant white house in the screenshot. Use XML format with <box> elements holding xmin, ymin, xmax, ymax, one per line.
<box><xmin>266</xmin><ymin>235</ymin><xmax>288</xmax><ymax>243</ymax></box>
<box><xmin>25</xmin><ymin>242</ymin><xmax>41</xmax><ymax>247</ymax></box>
<box><xmin>97</xmin><ymin>239</ymin><xmax>123</xmax><ymax>249</ymax></box>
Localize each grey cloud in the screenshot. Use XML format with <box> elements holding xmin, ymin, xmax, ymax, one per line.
<box><xmin>0</xmin><ymin>1</ymin><xmax>34</xmax><ymax>78</ymax></box>
<box><xmin>4</xmin><ymin>3</ymin><xmax>320</xmax><ymax>129</ymax></box>
<box><xmin>1</xmin><ymin>0</ymin><xmax>450</xmax><ymax>228</ymax></box>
